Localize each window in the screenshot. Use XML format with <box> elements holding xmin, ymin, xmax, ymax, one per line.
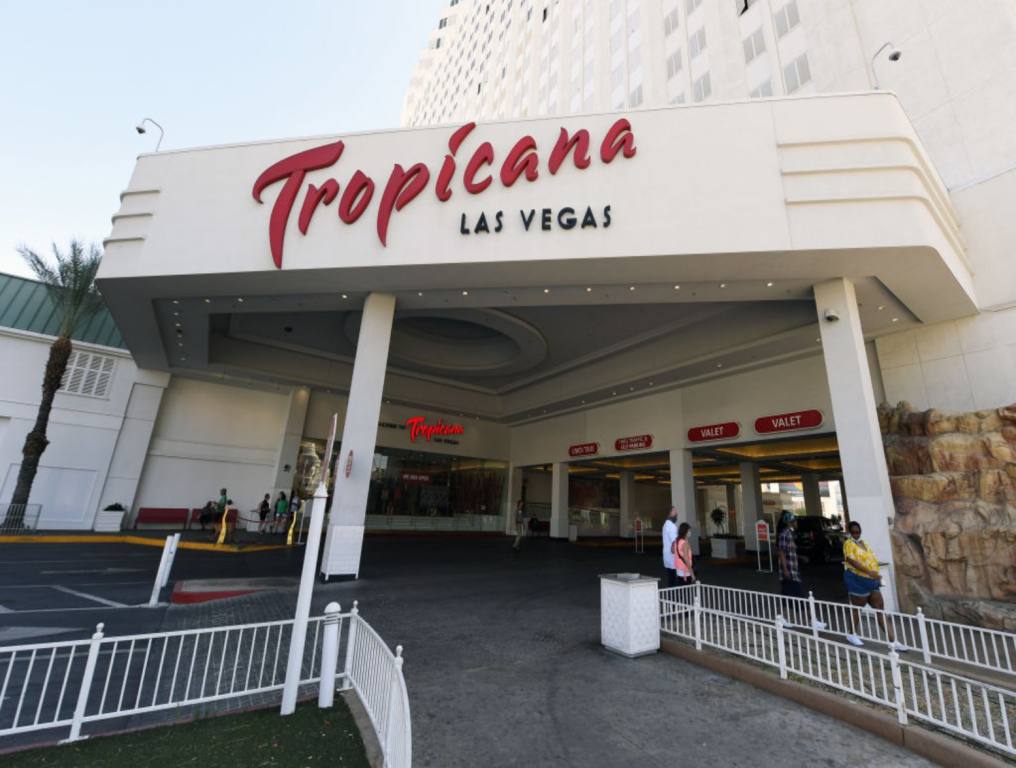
<box><xmin>773</xmin><ymin>0</ymin><xmax>800</xmax><ymax>38</ymax></box>
<box><xmin>692</xmin><ymin>72</ymin><xmax>711</xmax><ymax>101</ymax></box>
<box><xmin>783</xmin><ymin>52</ymin><xmax>810</xmax><ymax>92</ymax></box>
<box><xmin>438</xmin><ymin>17</ymin><xmax>448</xmax><ymax>29</ymax></box>
<box><xmin>450</xmin><ymin>0</ymin><xmax>460</xmax><ymax>5</ymax></box>
<box><xmin>689</xmin><ymin>27</ymin><xmax>706</xmax><ymax>59</ymax></box>
<box><xmin>666</xmin><ymin>49</ymin><xmax>683</xmax><ymax>79</ymax></box>
<box><xmin>663</xmin><ymin>7</ymin><xmax>680</xmax><ymax>36</ymax></box>
<box><xmin>686</xmin><ymin>0</ymin><xmax>703</xmax><ymax>14</ymax></box>
<box><xmin>749</xmin><ymin>80</ymin><xmax>773</xmax><ymax>98</ymax></box>
<box><xmin>61</xmin><ymin>350</ymin><xmax>115</xmax><ymax>399</ymax></box>
<box><xmin>736</xmin><ymin>0</ymin><xmax>759</xmax><ymax>14</ymax></box>
<box><xmin>743</xmin><ymin>27</ymin><xmax>765</xmax><ymax>63</ymax></box>
<box><xmin>629</xmin><ymin>84</ymin><xmax>643</xmax><ymax>106</ymax></box>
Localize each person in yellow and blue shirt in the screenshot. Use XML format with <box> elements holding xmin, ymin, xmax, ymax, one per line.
<box><xmin>843</xmin><ymin>521</ymin><xmax>908</xmax><ymax>653</ymax></box>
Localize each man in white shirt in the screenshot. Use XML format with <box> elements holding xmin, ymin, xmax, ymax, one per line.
<box><xmin>662</xmin><ymin>506</ymin><xmax>679</xmax><ymax>588</ymax></box>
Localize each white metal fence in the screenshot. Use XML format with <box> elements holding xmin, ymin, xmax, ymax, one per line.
<box><xmin>0</xmin><ymin>503</ymin><xmax>42</xmax><ymax>534</ymax></box>
<box><xmin>666</xmin><ymin>582</ymin><xmax>1016</xmax><ymax>678</ymax></box>
<box><xmin>659</xmin><ymin>585</ymin><xmax>1016</xmax><ymax>758</ymax></box>
<box><xmin>0</xmin><ymin>602</ymin><xmax>411</xmax><ymax>767</ymax></box>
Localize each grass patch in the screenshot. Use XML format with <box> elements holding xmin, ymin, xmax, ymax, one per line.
<box><xmin>5</xmin><ymin>700</ymin><xmax>370</xmax><ymax>768</ymax></box>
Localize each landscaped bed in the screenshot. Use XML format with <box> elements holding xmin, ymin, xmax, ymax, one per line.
<box><xmin>3</xmin><ymin>700</ymin><xmax>370</xmax><ymax>768</ymax></box>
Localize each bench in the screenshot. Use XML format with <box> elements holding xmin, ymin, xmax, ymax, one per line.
<box><xmin>134</xmin><ymin>507</ymin><xmax>190</xmax><ymax>529</ymax></box>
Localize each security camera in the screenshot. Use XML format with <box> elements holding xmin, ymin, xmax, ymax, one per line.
<box><xmin>135</xmin><ymin>124</ymin><xmax>146</xmax><ymax>134</ymax></box>
<box><xmin>824</xmin><ymin>309</ymin><xmax>840</xmax><ymax>322</ymax></box>
<box><xmin>888</xmin><ymin>49</ymin><xmax>902</xmax><ymax>62</ymax></box>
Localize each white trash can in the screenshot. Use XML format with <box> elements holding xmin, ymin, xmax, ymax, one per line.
<box><xmin>599</xmin><ymin>573</ymin><xmax>660</xmax><ymax>658</ymax></box>
<box><xmin>568</xmin><ymin>524</ymin><xmax>578</xmax><ymax>542</ymax></box>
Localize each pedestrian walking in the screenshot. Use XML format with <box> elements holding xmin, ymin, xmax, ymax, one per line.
<box><xmin>843</xmin><ymin>521</ymin><xmax>908</xmax><ymax>652</ymax></box>
<box><xmin>512</xmin><ymin>499</ymin><xmax>526</xmax><ymax>551</ymax></box>
<box><xmin>273</xmin><ymin>491</ymin><xmax>288</xmax><ymax>534</ymax></box>
<box><xmin>662</xmin><ymin>506</ymin><xmax>679</xmax><ymax>588</ymax></box>
<box><xmin>258</xmin><ymin>493</ymin><xmax>271</xmax><ymax>533</ymax></box>
<box><xmin>674</xmin><ymin>522</ymin><xmax>695</xmax><ymax>585</ymax></box>
<box><xmin>777</xmin><ymin>511</ymin><xmax>826</xmax><ymax>630</ymax></box>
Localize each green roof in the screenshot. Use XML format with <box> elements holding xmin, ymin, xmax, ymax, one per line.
<box><xmin>0</xmin><ymin>272</ymin><xmax>126</xmax><ymax>349</ymax></box>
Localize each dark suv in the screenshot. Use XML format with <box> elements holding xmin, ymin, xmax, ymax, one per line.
<box><xmin>794</xmin><ymin>516</ymin><xmax>845</xmax><ymax>564</ymax></box>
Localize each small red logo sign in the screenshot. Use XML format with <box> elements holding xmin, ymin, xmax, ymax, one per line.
<box><xmin>568</xmin><ymin>442</ymin><xmax>599</xmax><ymax>457</ymax></box>
<box><xmin>756</xmin><ymin>520</ymin><xmax>770</xmax><ymax>543</ymax></box>
<box><xmin>754</xmin><ymin>409</ymin><xmax>824</xmax><ymax>434</ymax></box>
<box><xmin>687</xmin><ymin>422</ymin><xmax>740</xmax><ymax>442</ymax></box>
<box><xmin>614</xmin><ymin>434</ymin><xmax>653</xmax><ymax>452</ymax></box>
<box><xmin>405</xmin><ymin>416</ymin><xmax>465</xmax><ymax>443</ymax></box>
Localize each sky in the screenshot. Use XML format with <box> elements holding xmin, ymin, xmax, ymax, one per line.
<box><xmin>0</xmin><ymin>0</ymin><xmax>447</xmax><ymax>277</ymax></box>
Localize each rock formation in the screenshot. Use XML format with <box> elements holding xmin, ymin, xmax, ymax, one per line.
<box><xmin>880</xmin><ymin>402</ymin><xmax>1016</xmax><ymax>630</ymax></box>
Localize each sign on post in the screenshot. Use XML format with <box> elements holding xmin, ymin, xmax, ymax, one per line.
<box><xmin>756</xmin><ymin>520</ymin><xmax>773</xmax><ymax>573</ymax></box>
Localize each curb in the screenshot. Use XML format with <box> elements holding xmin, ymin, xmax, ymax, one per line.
<box><xmin>0</xmin><ymin>534</ymin><xmax>288</xmax><ymax>554</ymax></box>
<box><xmin>341</xmin><ymin>689</ymin><xmax>384</xmax><ymax>768</ymax></box>
<box><xmin>660</xmin><ymin>637</ymin><xmax>1009</xmax><ymax>768</ymax></box>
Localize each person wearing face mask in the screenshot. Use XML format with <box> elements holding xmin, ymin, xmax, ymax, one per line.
<box><xmin>843</xmin><ymin>521</ymin><xmax>908</xmax><ymax>652</ymax></box>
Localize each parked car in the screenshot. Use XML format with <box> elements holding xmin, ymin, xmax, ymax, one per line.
<box><xmin>794</xmin><ymin>516</ymin><xmax>845</xmax><ymax>564</ymax></box>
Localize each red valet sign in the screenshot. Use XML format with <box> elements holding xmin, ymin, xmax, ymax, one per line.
<box><xmin>568</xmin><ymin>442</ymin><xmax>599</xmax><ymax>457</ymax></box>
<box><xmin>687</xmin><ymin>422</ymin><xmax>740</xmax><ymax>442</ymax></box>
<box><xmin>615</xmin><ymin>434</ymin><xmax>653</xmax><ymax>452</ymax></box>
<box><xmin>252</xmin><ymin>118</ymin><xmax>637</xmax><ymax>268</ymax></box>
<box><xmin>754</xmin><ymin>409</ymin><xmax>824</xmax><ymax>434</ymax></box>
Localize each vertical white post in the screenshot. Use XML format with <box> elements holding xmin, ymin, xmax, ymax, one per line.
<box><xmin>692</xmin><ymin>595</ymin><xmax>702</xmax><ymax>650</ymax></box>
<box><xmin>619</xmin><ymin>470</ymin><xmax>635</xmax><ymax>538</ymax></box>
<box><xmin>889</xmin><ymin>650</ymin><xmax>908</xmax><ymax>725</ymax></box>
<box><xmin>738</xmin><ymin>462</ymin><xmax>762</xmax><ymax>547</ymax></box>
<box><xmin>148</xmin><ymin>536</ymin><xmax>172</xmax><ymax>606</ymax></box>
<box><xmin>815</xmin><ymin>278</ymin><xmax>897</xmax><ymax>610</ymax></box>
<box><xmin>317</xmin><ymin>601</ymin><xmax>342</xmax><ymax>709</ymax></box>
<box><xmin>801</xmin><ymin>473</ymin><xmax>823</xmax><ymax>518</ymax></box>
<box><xmin>669</xmin><ymin>448</ymin><xmax>699</xmax><ymax>555</ymax></box>
<box><xmin>281</xmin><ymin>481</ymin><xmax>329</xmax><ymax>715</ymax></box>
<box><xmin>549</xmin><ymin>462</ymin><xmax>570</xmax><ymax>539</ymax></box>
<box><xmin>916</xmin><ymin>607</ymin><xmax>932</xmax><ymax>664</ymax></box>
<box><xmin>320</xmin><ymin>293</ymin><xmax>396</xmax><ymax>580</ymax></box>
<box><xmin>341</xmin><ymin>601</ymin><xmax>359</xmax><ymax>691</ymax></box>
<box><xmin>384</xmin><ymin>646</ymin><xmax>405</xmax><ymax>758</ymax></box>
<box><xmin>808</xmin><ymin>591</ymin><xmax>819</xmax><ymax>638</ymax></box>
<box><xmin>775</xmin><ymin>616</ymin><xmax>788</xmax><ymax>679</ymax></box>
<box><xmin>64</xmin><ymin>623</ymin><xmax>104</xmax><ymax>742</ymax></box>
<box><xmin>161</xmin><ymin>532</ymin><xmax>180</xmax><ymax>588</ymax></box>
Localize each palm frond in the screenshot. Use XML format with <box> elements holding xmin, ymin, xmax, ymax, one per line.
<box><xmin>18</xmin><ymin>240</ymin><xmax>103</xmax><ymax>337</ymax></box>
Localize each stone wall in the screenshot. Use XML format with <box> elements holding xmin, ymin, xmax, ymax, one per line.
<box><xmin>880</xmin><ymin>402</ymin><xmax>1016</xmax><ymax>630</ymax></box>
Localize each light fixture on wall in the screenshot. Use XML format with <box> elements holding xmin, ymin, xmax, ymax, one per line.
<box><xmin>135</xmin><ymin>117</ymin><xmax>165</xmax><ymax>151</ymax></box>
<box><xmin>871</xmin><ymin>42</ymin><xmax>902</xmax><ymax>89</ymax></box>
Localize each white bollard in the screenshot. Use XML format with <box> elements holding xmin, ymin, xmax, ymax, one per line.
<box><xmin>775</xmin><ymin>615</ymin><xmax>788</xmax><ymax>679</ymax></box>
<box><xmin>341</xmin><ymin>601</ymin><xmax>359</xmax><ymax>691</ymax></box>
<box><xmin>161</xmin><ymin>532</ymin><xmax>181</xmax><ymax>588</ymax></box>
<box><xmin>63</xmin><ymin>622</ymin><xmax>104</xmax><ymax>742</ymax></box>
<box><xmin>148</xmin><ymin>536</ymin><xmax>173</xmax><ymax>606</ymax></box>
<box><xmin>318</xmin><ymin>602</ymin><xmax>342</xmax><ymax>708</ymax></box>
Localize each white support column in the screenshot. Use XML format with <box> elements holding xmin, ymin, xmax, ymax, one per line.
<box><xmin>549</xmin><ymin>462</ymin><xmax>570</xmax><ymax>539</ymax></box>
<box><xmin>320</xmin><ymin>293</ymin><xmax>396</xmax><ymax>580</ymax></box>
<box><xmin>506</xmin><ymin>463</ymin><xmax>524</xmax><ymax>535</ymax></box>
<box><xmin>668</xmin><ymin>449</ymin><xmax>699</xmax><ymax>555</ymax></box>
<box><xmin>739</xmin><ymin>462</ymin><xmax>763</xmax><ymax>547</ymax></box>
<box><xmin>272</xmin><ymin>386</ymin><xmax>310</xmax><ymax>498</ymax></box>
<box><xmin>802</xmin><ymin>473</ymin><xmax>823</xmax><ymax>518</ymax></box>
<box><xmin>725</xmin><ymin>484</ymin><xmax>738</xmax><ymax>535</ymax></box>
<box><xmin>619</xmin><ymin>470</ymin><xmax>635</xmax><ymax>538</ymax></box>
<box><xmin>815</xmin><ymin>278</ymin><xmax>897</xmax><ymax>609</ymax></box>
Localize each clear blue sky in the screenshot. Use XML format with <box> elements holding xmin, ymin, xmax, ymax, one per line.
<box><xmin>0</xmin><ymin>0</ymin><xmax>447</xmax><ymax>277</ymax></box>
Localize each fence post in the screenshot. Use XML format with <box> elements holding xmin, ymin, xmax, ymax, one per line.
<box><xmin>916</xmin><ymin>607</ymin><xmax>932</xmax><ymax>665</ymax></box>
<box><xmin>692</xmin><ymin>595</ymin><xmax>702</xmax><ymax>651</ymax></box>
<box><xmin>694</xmin><ymin>579</ymin><xmax>702</xmax><ymax>609</ymax></box>
<box><xmin>318</xmin><ymin>601</ymin><xmax>342</xmax><ymax>709</ymax></box>
<box><xmin>148</xmin><ymin>536</ymin><xmax>173</xmax><ymax>606</ymax></box>
<box><xmin>341</xmin><ymin>601</ymin><xmax>359</xmax><ymax>691</ymax></box>
<box><xmin>64</xmin><ymin>623</ymin><xmax>104</xmax><ymax>743</ymax></box>
<box><xmin>775</xmin><ymin>616</ymin><xmax>788</xmax><ymax>679</ymax></box>
<box><xmin>808</xmin><ymin>591</ymin><xmax>819</xmax><ymax>638</ymax></box>
<box><xmin>384</xmin><ymin>646</ymin><xmax>405</xmax><ymax>758</ymax></box>
<box><xmin>889</xmin><ymin>650</ymin><xmax>908</xmax><ymax>725</ymax></box>
<box><xmin>161</xmin><ymin>532</ymin><xmax>180</xmax><ymax>588</ymax></box>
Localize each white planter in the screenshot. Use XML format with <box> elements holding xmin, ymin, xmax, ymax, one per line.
<box><xmin>710</xmin><ymin>537</ymin><xmax>740</xmax><ymax>559</ymax></box>
<box><xmin>93</xmin><ymin>509</ymin><xmax>126</xmax><ymax>532</ymax></box>
<box><xmin>599</xmin><ymin>573</ymin><xmax>660</xmax><ymax>658</ymax></box>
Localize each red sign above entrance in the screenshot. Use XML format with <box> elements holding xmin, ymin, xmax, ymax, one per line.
<box><xmin>754</xmin><ymin>409</ymin><xmax>824</xmax><ymax>434</ymax></box>
<box><xmin>614</xmin><ymin>434</ymin><xmax>653</xmax><ymax>452</ymax></box>
<box><xmin>568</xmin><ymin>442</ymin><xmax>599</xmax><ymax>457</ymax></box>
<box><xmin>405</xmin><ymin>416</ymin><xmax>465</xmax><ymax>443</ymax></box>
<box><xmin>252</xmin><ymin>118</ymin><xmax>638</xmax><ymax>268</ymax></box>
<box><xmin>687</xmin><ymin>422</ymin><xmax>740</xmax><ymax>443</ymax></box>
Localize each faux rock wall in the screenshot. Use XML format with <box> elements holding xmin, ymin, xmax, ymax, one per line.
<box><xmin>880</xmin><ymin>402</ymin><xmax>1016</xmax><ymax>630</ymax></box>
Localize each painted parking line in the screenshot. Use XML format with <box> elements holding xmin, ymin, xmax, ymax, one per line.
<box><xmin>51</xmin><ymin>585</ymin><xmax>128</xmax><ymax>608</ymax></box>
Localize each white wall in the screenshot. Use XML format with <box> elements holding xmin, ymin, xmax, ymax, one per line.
<box><xmin>0</xmin><ymin>329</ymin><xmax>144</xmax><ymax>529</ymax></box>
<box><xmin>133</xmin><ymin>376</ymin><xmax>291</xmax><ymax>520</ymax></box>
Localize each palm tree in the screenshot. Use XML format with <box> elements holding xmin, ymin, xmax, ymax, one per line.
<box><xmin>6</xmin><ymin>241</ymin><xmax>102</xmax><ymax>525</ymax></box>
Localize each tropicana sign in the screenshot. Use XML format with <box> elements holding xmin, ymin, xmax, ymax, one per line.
<box><xmin>251</xmin><ymin>118</ymin><xmax>637</xmax><ymax>268</ymax></box>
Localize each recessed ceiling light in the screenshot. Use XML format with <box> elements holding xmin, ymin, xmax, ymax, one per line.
<box><xmin>462</xmin><ymin>290</ymin><xmax>469</xmax><ymax>296</ymax></box>
<box><xmin>543</xmin><ymin>288</ymin><xmax>550</xmax><ymax>294</ymax></box>
<box><xmin>177</xmin><ymin>342</ymin><xmax>184</xmax><ymax>347</ymax></box>
<box><xmin>716</xmin><ymin>363</ymin><xmax>723</xmax><ymax>368</ymax></box>
<box><xmin>172</xmin><ymin>311</ymin><xmax>180</xmax><ymax>317</ymax></box>
<box><xmin>816</xmin><ymin>338</ymin><xmax>821</xmax><ymax>343</ymax></box>
<box><xmin>891</xmin><ymin>317</ymin><xmax>899</xmax><ymax>323</ymax></box>
<box><xmin>611</xmin><ymin>391</ymin><xmax>617</xmax><ymax>396</ymax></box>
<box><xmin>417</xmin><ymin>291</ymin><xmax>423</xmax><ymax>297</ymax></box>
<box><xmin>172</xmin><ymin>299</ymin><xmax>179</xmax><ymax>305</ymax></box>
<box><xmin>341</xmin><ymin>294</ymin><xmax>348</xmax><ymax>299</ymax></box>
<box><xmin>175</xmin><ymin>322</ymin><xmax>181</xmax><ymax>328</ymax></box>
<box><xmin>673</xmin><ymin>285</ymin><xmax>680</xmax><ymax>290</ymax></box>
<box><xmin>629</xmin><ymin>386</ymin><xmax>635</xmax><ymax>391</ymax></box>
<box><xmin>877</xmin><ymin>305</ymin><xmax>885</xmax><ymax>311</ymax></box>
<box><xmin>203</xmin><ymin>298</ymin><xmax>211</xmax><ymax>304</ymax></box>
<box><xmin>237</xmin><ymin>297</ymin><xmax>244</xmax><ymax>303</ymax></box>
<box><xmin>766</xmin><ymin>281</ymin><xmax>774</xmax><ymax>287</ymax></box>
<box><xmin>648</xmin><ymin>381</ymin><xmax>654</xmax><ymax>386</ymax></box>
<box><xmin>585</xmin><ymin>287</ymin><xmax>592</xmax><ymax>293</ymax></box>
<box><xmin>580</xmin><ymin>400</ymin><xmax>586</xmax><ymax>404</ymax></box>
<box><xmin>628</xmin><ymin>285</ymin><xmax>636</xmax><ymax>291</ymax></box>
<box><xmin>719</xmin><ymin>283</ymin><xmax>727</xmax><ymax>289</ymax></box>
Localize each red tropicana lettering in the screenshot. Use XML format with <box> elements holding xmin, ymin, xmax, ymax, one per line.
<box><xmin>405</xmin><ymin>416</ymin><xmax>465</xmax><ymax>442</ymax></box>
<box><xmin>463</xmin><ymin>141</ymin><xmax>495</xmax><ymax>193</ymax></box>
<box><xmin>435</xmin><ymin>122</ymin><xmax>476</xmax><ymax>201</ymax></box>
<box><xmin>499</xmin><ymin>135</ymin><xmax>539</xmax><ymax>187</ymax></box>
<box><xmin>548</xmin><ymin>128</ymin><xmax>591</xmax><ymax>174</ymax></box>
<box><xmin>600</xmin><ymin>118</ymin><xmax>637</xmax><ymax>163</ymax></box>
<box><xmin>252</xmin><ymin>140</ymin><xmax>344</xmax><ymax>268</ymax></box>
<box><xmin>377</xmin><ymin>163</ymin><xmax>430</xmax><ymax>246</ymax></box>
<box><xmin>252</xmin><ymin>120</ymin><xmax>638</xmax><ymax>268</ymax></box>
